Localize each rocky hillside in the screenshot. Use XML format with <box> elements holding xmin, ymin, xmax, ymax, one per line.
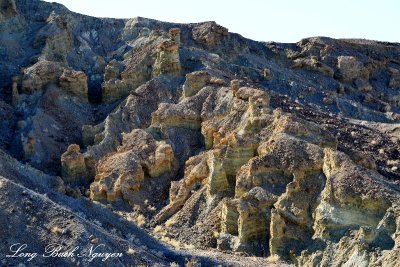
<box><xmin>1</xmin><ymin>0</ymin><xmax>400</xmax><ymax>266</ymax></box>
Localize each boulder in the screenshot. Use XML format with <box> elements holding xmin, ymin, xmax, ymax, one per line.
<box><xmin>169</xmin><ymin>27</ymin><xmax>181</xmax><ymax>43</ymax></box>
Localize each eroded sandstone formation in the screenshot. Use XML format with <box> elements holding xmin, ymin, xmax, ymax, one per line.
<box><xmin>61</xmin><ymin>144</ymin><xmax>88</xmax><ymax>184</ymax></box>
<box><xmin>1</xmin><ymin>1</ymin><xmax>400</xmax><ymax>266</ymax></box>
<box><xmin>90</xmin><ymin>129</ymin><xmax>178</xmax><ymax>206</ymax></box>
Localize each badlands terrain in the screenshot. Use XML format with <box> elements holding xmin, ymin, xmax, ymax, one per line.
<box><xmin>1</xmin><ymin>0</ymin><xmax>400</xmax><ymax>266</ymax></box>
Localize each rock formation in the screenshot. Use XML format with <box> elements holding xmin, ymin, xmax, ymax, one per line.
<box><xmin>153</xmin><ymin>40</ymin><xmax>181</xmax><ymax>77</ymax></box>
<box><xmin>59</xmin><ymin>68</ymin><xmax>88</xmax><ymax>101</ymax></box>
<box><xmin>61</xmin><ymin>144</ymin><xmax>88</xmax><ymax>184</ymax></box>
<box><xmin>1</xmin><ymin>1</ymin><xmax>400</xmax><ymax>266</ymax></box>
<box><xmin>90</xmin><ymin>129</ymin><xmax>178</xmax><ymax>206</ymax></box>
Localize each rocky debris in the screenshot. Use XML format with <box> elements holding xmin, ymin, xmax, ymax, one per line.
<box><xmin>169</xmin><ymin>27</ymin><xmax>181</xmax><ymax>43</ymax></box>
<box><xmin>0</xmin><ymin>175</ymin><xmax>201</xmax><ymax>267</ymax></box>
<box><xmin>103</xmin><ymin>59</ymin><xmax>122</xmax><ymax>81</ymax></box>
<box><xmin>61</xmin><ymin>144</ymin><xmax>88</xmax><ymax>184</ymax></box>
<box><xmin>0</xmin><ymin>148</ymin><xmax>65</xmax><ymax>193</ymax></box>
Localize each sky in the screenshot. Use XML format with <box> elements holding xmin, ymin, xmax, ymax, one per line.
<box><xmin>44</xmin><ymin>0</ymin><xmax>400</xmax><ymax>43</ymax></box>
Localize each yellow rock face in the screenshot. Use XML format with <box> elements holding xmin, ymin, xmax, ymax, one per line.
<box><xmin>153</xmin><ymin>40</ymin><xmax>181</xmax><ymax>77</ymax></box>
<box><xmin>59</xmin><ymin>69</ymin><xmax>88</xmax><ymax>101</ymax></box>
<box><xmin>89</xmin><ymin>129</ymin><xmax>177</xmax><ymax>205</ymax></box>
<box><xmin>61</xmin><ymin>144</ymin><xmax>88</xmax><ymax>184</ymax></box>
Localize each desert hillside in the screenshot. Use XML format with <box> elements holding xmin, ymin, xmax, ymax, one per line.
<box><xmin>1</xmin><ymin>0</ymin><xmax>400</xmax><ymax>266</ymax></box>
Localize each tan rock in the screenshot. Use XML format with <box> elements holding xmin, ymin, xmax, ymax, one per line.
<box><xmin>182</xmin><ymin>71</ymin><xmax>210</xmax><ymax>98</ymax></box>
<box><xmin>21</xmin><ymin>60</ymin><xmax>63</xmax><ymax>93</ymax></box>
<box><xmin>210</xmin><ymin>77</ymin><xmax>225</xmax><ymax>86</ymax></box>
<box><xmin>61</xmin><ymin>144</ymin><xmax>88</xmax><ymax>184</ymax></box>
<box><xmin>238</xmin><ymin>187</ymin><xmax>276</xmax><ymax>243</ymax></box>
<box><xmin>151</xmin><ymin>87</ymin><xmax>211</xmax><ymax>129</ymax></box>
<box><xmin>101</xmin><ymin>79</ymin><xmax>130</xmax><ymax>103</ymax></box>
<box><xmin>169</xmin><ymin>27</ymin><xmax>181</xmax><ymax>43</ymax></box>
<box><xmin>59</xmin><ymin>68</ymin><xmax>88</xmax><ymax>101</ymax></box>
<box><xmin>90</xmin><ymin>151</ymin><xmax>144</xmax><ymax>202</ymax></box>
<box><xmin>192</xmin><ymin>21</ymin><xmax>228</xmax><ymax>46</ymax></box>
<box><xmin>292</xmin><ymin>56</ymin><xmax>334</xmax><ymax>77</ymax></box>
<box><xmin>89</xmin><ymin>129</ymin><xmax>177</xmax><ymax>205</ymax></box>
<box><xmin>230</xmin><ymin>79</ymin><xmax>243</xmax><ymax>96</ymax></box>
<box><xmin>155</xmin><ymin>153</ymin><xmax>209</xmax><ymax>223</ymax></box>
<box><xmin>313</xmin><ymin>149</ymin><xmax>397</xmax><ymax>240</ymax></box>
<box><xmin>82</xmin><ymin>123</ymin><xmax>104</xmax><ymax>147</ymax></box>
<box><xmin>262</xmin><ymin>68</ymin><xmax>273</xmax><ymax>80</ymax></box>
<box><xmin>221</xmin><ymin>198</ymin><xmax>239</xmax><ymax>235</ymax></box>
<box><xmin>270</xmin><ymin>109</ymin><xmax>337</xmax><ymax>148</ymax></box>
<box><xmin>207</xmin><ymin>149</ymin><xmax>230</xmax><ymax>195</ymax></box>
<box><xmin>336</xmin><ymin>56</ymin><xmax>369</xmax><ymax>82</ymax></box>
<box><xmin>153</xmin><ymin>40</ymin><xmax>181</xmax><ymax>76</ymax></box>
<box><xmin>37</xmin><ymin>12</ymin><xmax>73</xmax><ymax>63</ymax></box>
<box><xmin>104</xmin><ymin>59</ymin><xmax>121</xmax><ymax>81</ymax></box>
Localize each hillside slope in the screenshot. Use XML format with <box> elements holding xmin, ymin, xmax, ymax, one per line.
<box><xmin>1</xmin><ymin>0</ymin><xmax>400</xmax><ymax>266</ymax></box>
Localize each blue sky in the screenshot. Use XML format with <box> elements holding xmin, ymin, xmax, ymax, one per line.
<box><xmin>44</xmin><ymin>0</ymin><xmax>399</xmax><ymax>43</ymax></box>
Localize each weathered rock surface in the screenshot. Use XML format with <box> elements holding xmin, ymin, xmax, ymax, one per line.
<box><xmin>61</xmin><ymin>144</ymin><xmax>88</xmax><ymax>184</ymax></box>
<box><xmin>1</xmin><ymin>1</ymin><xmax>400</xmax><ymax>266</ymax></box>
<box><xmin>90</xmin><ymin>129</ymin><xmax>178</xmax><ymax>206</ymax></box>
<box><xmin>59</xmin><ymin>68</ymin><xmax>88</xmax><ymax>101</ymax></box>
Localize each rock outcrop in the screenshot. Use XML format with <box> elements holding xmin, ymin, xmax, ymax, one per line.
<box><xmin>90</xmin><ymin>129</ymin><xmax>177</xmax><ymax>206</ymax></box>
<box><xmin>59</xmin><ymin>68</ymin><xmax>88</xmax><ymax>101</ymax></box>
<box><xmin>336</xmin><ymin>55</ymin><xmax>369</xmax><ymax>82</ymax></box>
<box><xmin>21</xmin><ymin>60</ymin><xmax>63</xmax><ymax>93</ymax></box>
<box><xmin>61</xmin><ymin>144</ymin><xmax>88</xmax><ymax>184</ymax></box>
<box><xmin>1</xmin><ymin>1</ymin><xmax>400</xmax><ymax>266</ymax></box>
<box><xmin>153</xmin><ymin>40</ymin><xmax>181</xmax><ymax>76</ymax></box>
<box><xmin>0</xmin><ymin>0</ymin><xmax>17</xmax><ymax>21</ymax></box>
<box><xmin>192</xmin><ymin>21</ymin><xmax>228</xmax><ymax>46</ymax></box>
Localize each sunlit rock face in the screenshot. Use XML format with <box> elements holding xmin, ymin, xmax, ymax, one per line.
<box><xmin>61</xmin><ymin>144</ymin><xmax>88</xmax><ymax>184</ymax></box>
<box><xmin>2</xmin><ymin>1</ymin><xmax>400</xmax><ymax>266</ymax></box>
<box><xmin>89</xmin><ymin>129</ymin><xmax>177</xmax><ymax>206</ymax></box>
